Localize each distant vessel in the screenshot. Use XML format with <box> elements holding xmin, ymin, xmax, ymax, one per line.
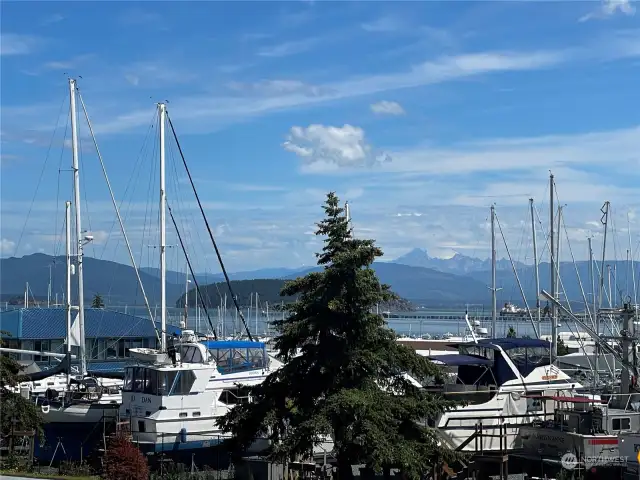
<box><xmin>500</xmin><ymin>302</ymin><xmax>528</xmax><ymax>315</ymax></box>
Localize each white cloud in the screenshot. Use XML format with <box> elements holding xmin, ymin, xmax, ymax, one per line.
<box><xmin>0</xmin><ymin>238</ymin><xmax>16</xmax><ymax>255</ymax></box>
<box><xmin>579</xmin><ymin>0</ymin><xmax>635</xmax><ymax>21</ymax></box>
<box><xmin>0</xmin><ymin>34</ymin><xmax>41</xmax><ymax>56</ymax></box>
<box><xmin>370</xmin><ymin>100</ymin><xmax>405</xmax><ymax>116</ymax></box>
<box><xmin>283</xmin><ymin>124</ymin><xmax>392</xmax><ymax>170</ymax></box>
<box><xmin>300</xmin><ymin>124</ymin><xmax>640</xmax><ymax>177</ymax></box>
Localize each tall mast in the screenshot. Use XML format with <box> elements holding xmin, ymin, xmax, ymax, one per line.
<box><xmin>490</xmin><ymin>204</ymin><xmax>497</xmax><ymax>337</ymax></box>
<box><xmin>70</xmin><ymin>78</ymin><xmax>87</xmax><ymax>376</ymax></box>
<box><xmin>530</xmin><ymin>199</ymin><xmax>541</xmax><ymax>333</ymax></box>
<box><xmin>588</xmin><ymin>236</ymin><xmax>599</xmax><ymax>386</ymax></box>
<box><xmin>65</xmin><ymin>200</ymin><xmax>72</xmax><ymax>385</ymax></box>
<box><xmin>159</xmin><ymin>102</ymin><xmax>167</xmax><ymax>352</ymax></box>
<box><xmin>549</xmin><ymin>173</ymin><xmax>557</xmax><ymax>359</ymax></box>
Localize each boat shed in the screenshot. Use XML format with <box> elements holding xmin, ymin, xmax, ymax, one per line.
<box><xmin>0</xmin><ymin>307</ymin><xmax>181</xmax><ymax>373</ymax></box>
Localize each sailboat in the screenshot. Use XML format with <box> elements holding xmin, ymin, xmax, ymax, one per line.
<box><xmin>35</xmin><ymin>79</ymin><xmax>122</xmax><ymax>424</ymax></box>
<box><xmin>120</xmin><ymin>103</ymin><xmax>282</xmax><ymax>456</ymax></box>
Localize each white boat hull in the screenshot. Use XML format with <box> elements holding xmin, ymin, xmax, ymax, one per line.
<box><xmin>40</xmin><ymin>401</ymin><xmax>120</xmax><ymax>424</ymax></box>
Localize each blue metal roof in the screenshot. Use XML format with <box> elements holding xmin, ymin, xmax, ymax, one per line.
<box><xmin>428</xmin><ymin>354</ymin><xmax>492</xmax><ymax>366</ymax></box>
<box><xmin>0</xmin><ymin>308</ymin><xmax>181</xmax><ymax>340</ymax></box>
<box><xmin>202</xmin><ymin>340</ymin><xmax>266</xmax><ymax>349</ymax></box>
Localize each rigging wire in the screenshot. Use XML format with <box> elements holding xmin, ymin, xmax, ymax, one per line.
<box><xmin>76</xmin><ymin>87</ymin><xmax>161</xmax><ymax>345</ymax></box>
<box><xmin>166</xmin><ymin>112</ymin><xmax>253</xmax><ymax>340</ymax></box>
<box><xmin>14</xmin><ymin>91</ymin><xmax>68</xmax><ymax>256</ymax></box>
<box><xmin>167</xmin><ymin>202</ymin><xmax>218</xmax><ymax>339</ymax></box>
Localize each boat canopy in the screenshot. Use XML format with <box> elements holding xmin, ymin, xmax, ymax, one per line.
<box><xmin>428</xmin><ymin>354</ymin><xmax>492</xmax><ymax>367</ymax></box>
<box><xmin>201</xmin><ymin>340</ymin><xmax>268</xmax><ymax>374</ymax></box>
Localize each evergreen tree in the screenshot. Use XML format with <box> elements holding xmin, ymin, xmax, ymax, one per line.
<box><xmin>218</xmin><ymin>192</ymin><xmax>459</xmax><ymax>479</ymax></box>
<box><xmin>507</xmin><ymin>326</ymin><xmax>517</xmax><ymax>338</ymax></box>
<box><xmin>92</xmin><ymin>293</ymin><xmax>105</xmax><ymax>309</ymax></box>
<box><xmin>0</xmin><ymin>334</ymin><xmax>42</xmax><ymax>441</ymax></box>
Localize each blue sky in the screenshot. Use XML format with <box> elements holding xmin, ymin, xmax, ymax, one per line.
<box><xmin>1</xmin><ymin>0</ymin><xmax>639</xmax><ymax>274</ymax></box>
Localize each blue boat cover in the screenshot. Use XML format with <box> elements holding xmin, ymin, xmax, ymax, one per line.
<box><xmin>459</xmin><ymin>338</ymin><xmax>550</xmax><ymax>350</ymax></box>
<box><xmin>202</xmin><ymin>340</ymin><xmax>265</xmax><ymax>349</ymax></box>
<box><xmin>427</xmin><ymin>354</ymin><xmax>492</xmax><ymax>366</ymax></box>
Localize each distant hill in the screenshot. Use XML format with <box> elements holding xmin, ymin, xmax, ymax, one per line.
<box><xmin>6</xmin><ymin>252</ymin><xmax>634</xmax><ymax>310</ymax></box>
<box><xmin>394</xmin><ymin>248</ymin><xmax>525</xmax><ymax>275</ymax></box>
<box><xmin>176</xmin><ymin>278</ymin><xmax>415</xmax><ymax>311</ymax></box>
<box><xmin>0</xmin><ymin>253</ymin><xmax>184</xmax><ymax>306</ymax></box>
<box><xmin>140</xmin><ymin>266</ymin><xmax>309</xmax><ymax>284</ymax></box>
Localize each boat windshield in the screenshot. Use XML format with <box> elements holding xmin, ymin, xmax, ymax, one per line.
<box><xmin>123</xmin><ymin>366</ymin><xmax>195</xmax><ymax>396</ymax></box>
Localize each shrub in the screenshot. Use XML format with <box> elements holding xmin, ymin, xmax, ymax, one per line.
<box><xmin>102</xmin><ymin>433</ymin><xmax>149</xmax><ymax>480</ymax></box>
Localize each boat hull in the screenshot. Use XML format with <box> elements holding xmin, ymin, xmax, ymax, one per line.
<box><xmin>40</xmin><ymin>401</ymin><xmax>120</xmax><ymax>424</ymax></box>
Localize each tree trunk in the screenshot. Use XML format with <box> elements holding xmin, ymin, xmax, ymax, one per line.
<box><xmin>336</xmin><ymin>454</ymin><xmax>354</xmax><ymax>480</ymax></box>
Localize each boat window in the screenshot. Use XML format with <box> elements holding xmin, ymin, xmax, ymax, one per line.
<box><xmin>144</xmin><ymin>369</ymin><xmax>158</xmax><ymax>395</ymax></box>
<box><xmin>170</xmin><ymin>370</ymin><xmax>196</xmax><ymax>396</ymax></box>
<box><xmin>218</xmin><ymin>387</ymin><xmax>251</xmax><ymax>405</ymax></box>
<box><xmin>124</xmin><ymin>367</ymin><xmax>134</xmax><ymax>391</ymax></box>
<box><xmin>612</xmin><ymin>418</ymin><xmax>631</xmax><ymax>431</ymax></box>
<box><xmin>180</xmin><ymin>346</ymin><xmax>204</xmax><ymax>364</ymax></box>
<box><xmin>208</xmin><ymin>345</ymin><xmax>268</xmax><ymax>373</ymax></box>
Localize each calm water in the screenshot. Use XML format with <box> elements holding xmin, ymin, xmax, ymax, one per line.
<box><xmin>108</xmin><ymin>306</ymin><xmax>573</xmax><ymax>338</ymax></box>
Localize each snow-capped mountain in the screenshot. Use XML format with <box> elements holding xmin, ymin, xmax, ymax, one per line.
<box><xmin>393</xmin><ymin>248</ymin><xmax>525</xmax><ymax>275</ymax></box>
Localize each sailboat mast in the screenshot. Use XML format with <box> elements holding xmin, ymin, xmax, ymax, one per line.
<box><xmin>490</xmin><ymin>204</ymin><xmax>497</xmax><ymax>337</ymax></box>
<box><xmin>65</xmin><ymin>200</ymin><xmax>72</xmax><ymax>384</ymax></box>
<box><xmin>530</xmin><ymin>199</ymin><xmax>541</xmax><ymax>333</ymax></box>
<box><xmin>69</xmin><ymin>78</ymin><xmax>87</xmax><ymax>376</ymax></box>
<box><xmin>159</xmin><ymin>102</ymin><xmax>167</xmax><ymax>352</ymax></box>
<box><xmin>549</xmin><ymin>173</ymin><xmax>557</xmax><ymax>358</ymax></box>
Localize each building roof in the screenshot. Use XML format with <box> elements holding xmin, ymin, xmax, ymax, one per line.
<box><xmin>0</xmin><ymin>307</ymin><xmax>181</xmax><ymax>340</ymax></box>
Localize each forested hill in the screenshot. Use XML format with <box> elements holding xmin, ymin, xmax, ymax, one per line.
<box><xmin>175</xmin><ymin>278</ymin><xmax>414</xmax><ymax>311</ymax></box>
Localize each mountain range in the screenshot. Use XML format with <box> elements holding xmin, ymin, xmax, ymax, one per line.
<box><xmin>393</xmin><ymin>248</ymin><xmax>525</xmax><ymax>275</ymax></box>
<box><xmin>2</xmin><ymin>249</ymin><xmax>637</xmax><ymax>309</ymax></box>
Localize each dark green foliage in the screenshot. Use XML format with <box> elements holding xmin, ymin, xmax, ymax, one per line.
<box><xmin>507</xmin><ymin>326</ymin><xmax>517</xmax><ymax>338</ymax></box>
<box><xmin>92</xmin><ymin>293</ymin><xmax>105</xmax><ymax>308</ymax></box>
<box><xmin>0</xmin><ymin>333</ymin><xmax>42</xmax><ymax>440</ymax></box>
<box><xmin>218</xmin><ymin>192</ymin><xmax>460</xmax><ymax>479</ymax></box>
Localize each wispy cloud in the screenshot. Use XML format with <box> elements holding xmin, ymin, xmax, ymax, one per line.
<box><xmin>0</xmin><ymin>33</ymin><xmax>43</xmax><ymax>56</ymax></box>
<box><xmin>370</xmin><ymin>100</ymin><xmax>405</xmax><ymax>116</ymax></box>
<box><xmin>362</xmin><ymin>15</ymin><xmax>405</xmax><ymax>33</ymax></box>
<box><xmin>42</xmin><ymin>53</ymin><xmax>95</xmax><ymax>71</ymax></box>
<box><xmin>579</xmin><ymin>0</ymin><xmax>636</xmax><ymax>22</ymax></box>
<box><xmin>227</xmin><ymin>79</ymin><xmax>327</xmax><ymax>96</ymax></box>
<box><xmin>89</xmin><ymin>48</ymin><xmax>566</xmax><ymax>135</ymax></box>
<box><xmin>118</xmin><ymin>8</ymin><xmax>166</xmax><ymax>29</ymax></box>
<box><xmin>121</xmin><ymin>61</ymin><xmax>198</xmax><ymax>87</ymax></box>
<box><xmin>40</xmin><ymin>14</ymin><xmax>64</xmax><ymax>26</ymax></box>
<box><xmin>257</xmin><ymin>37</ymin><xmax>321</xmax><ymax>57</ymax></box>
